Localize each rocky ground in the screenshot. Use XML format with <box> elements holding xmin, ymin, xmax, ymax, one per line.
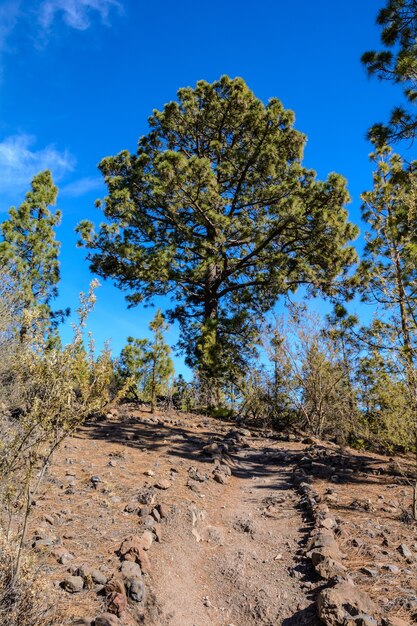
<box><xmin>28</xmin><ymin>406</ymin><xmax>417</xmax><ymax>625</ymax></box>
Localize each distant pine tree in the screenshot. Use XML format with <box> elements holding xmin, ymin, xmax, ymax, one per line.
<box><xmin>0</xmin><ymin>170</ymin><xmax>66</xmax><ymax>340</ymax></box>
<box><xmin>119</xmin><ymin>309</ymin><xmax>174</xmax><ymax>412</ymax></box>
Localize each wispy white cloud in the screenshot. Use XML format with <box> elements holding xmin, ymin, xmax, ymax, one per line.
<box><xmin>61</xmin><ymin>175</ymin><xmax>102</xmax><ymax>197</ymax></box>
<box><xmin>0</xmin><ymin>134</ymin><xmax>75</xmax><ymax>197</ymax></box>
<box><xmin>38</xmin><ymin>0</ymin><xmax>122</xmax><ymax>31</ymax></box>
<box><xmin>0</xmin><ymin>0</ymin><xmax>122</xmax><ymax>68</ymax></box>
<box><xmin>0</xmin><ymin>1</ymin><xmax>21</xmax><ymax>50</ymax></box>
<box><xmin>0</xmin><ymin>1</ymin><xmax>21</xmax><ymax>79</ymax></box>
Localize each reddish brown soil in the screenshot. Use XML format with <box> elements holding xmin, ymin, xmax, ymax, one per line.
<box><xmin>28</xmin><ymin>407</ymin><xmax>417</xmax><ymax>625</ymax></box>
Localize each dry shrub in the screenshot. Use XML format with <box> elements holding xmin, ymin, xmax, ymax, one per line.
<box><xmin>0</xmin><ymin>272</ymin><xmax>28</xmax><ymax>413</ymax></box>
<box><xmin>0</xmin><ymin>279</ymin><xmax>118</xmax><ymax>581</ymax></box>
<box><xmin>0</xmin><ymin>534</ymin><xmax>68</xmax><ymax>626</ymax></box>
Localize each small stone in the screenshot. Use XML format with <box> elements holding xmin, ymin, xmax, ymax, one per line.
<box><xmin>316</xmin><ymin>504</ymin><xmax>330</xmax><ymax>516</ymax></box>
<box><xmin>151</xmin><ymin>507</ymin><xmax>161</xmax><ymax>522</ymax></box>
<box><xmin>309</xmin><ymin>546</ymin><xmax>343</xmax><ymax>566</ymax></box>
<box><xmin>78</xmin><ymin>564</ymin><xmax>94</xmax><ymax>580</ymax></box>
<box><xmin>91</xmin><ymin>569</ymin><xmax>107</xmax><ymax>585</ymax></box>
<box><xmin>53</xmin><ymin>546</ymin><xmax>70</xmax><ymax>560</ymax></box>
<box><xmin>62</xmin><ymin>575</ymin><xmax>84</xmax><ymax>593</ymax></box>
<box><xmin>317</xmin><ymin>581</ymin><xmax>380</xmax><ymax>626</ymax></box>
<box><xmin>138</xmin><ymin>505</ymin><xmax>150</xmax><ymax>517</ymax></box>
<box><xmin>398</xmin><ymin>543</ymin><xmax>413</xmax><ymax>560</ymax></box>
<box><xmin>124</xmin><ymin>502</ymin><xmax>139</xmax><ymax>513</ymax></box>
<box><xmin>143</xmin><ymin>515</ymin><xmax>156</xmax><ymax>529</ymax></box>
<box><xmin>157</xmin><ymin>503</ymin><xmax>169</xmax><ymax>519</ymax></box>
<box><xmin>320</xmin><ymin>517</ymin><xmax>337</xmax><ymax>530</ymax></box>
<box><xmin>104</xmin><ymin>578</ymin><xmax>127</xmax><ymax>616</ymax></box>
<box><xmin>128</xmin><ymin>576</ymin><xmax>145</xmax><ymax>602</ymax></box>
<box><xmin>213</xmin><ymin>471</ymin><xmax>228</xmax><ymax>484</ymax></box>
<box><xmin>361</xmin><ymin>567</ymin><xmax>378</xmax><ymax>578</ymax></box>
<box><xmin>140</xmin><ymin>530</ymin><xmax>153</xmax><ymax>551</ymax></box>
<box><xmin>44</xmin><ymin>514</ymin><xmax>54</xmax><ymax>525</ymax></box>
<box><xmin>154</xmin><ymin>479</ymin><xmax>170</xmax><ymax>490</ymax></box>
<box><xmin>121</xmin><ymin>560</ymin><xmax>142</xmax><ymax>577</ymax></box>
<box><xmin>95</xmin><ymin>613</ymin><xmax>122</xmax><ymax>626</ymax></box>
<box><xmin>137</xmin><ymin>487</ymin><xmax>156</xmax><ymax>505</ymax></box>
<box><xmin>33</xmin><ymin>538</ymin><xmax>54</xmax><ymax>551</ymax></box>
<box><xmin>217</xmin><ymin>463</ymin><xmax>232</xmax><ymax>477</ymax></box>
<box><xmin>153</xmin><ymin>526</ymin><xmax>162</xmax><ymax>542</ymax></box>
<box><xmin>58</xmin><ymin>552</ymin><xmax>74</xmax><ymax>565</ymax></box>
<box><xmin>119</xmin><ymin>536</ymin><xmax>141</xmax><ymax>559</ymax></box>
<box><xmin>120</xmin><ymin>561</ymin><xmax>144</xmax><ymax>603</ymax></box>
<box><xmin>187</xmin><ymin>480</ymin><xmax>201</xmax><ymax>493</ymax></box>
<box><xmin>315</xmin><ymin>557</ymin><xmax>347</xmax><ymax>580</ymax></box>
<box><xmin>136</xmin><ymin>545</ymin><xmax>151</xmax><ymax>573</ymax></box>
<box><xmin>144</xmin><ymin>469</ymin><xmax>155</xmax><ymax>477</ymax></box>
<box><xmin>382</xmin><ymin>564</ymin><xmax>400</xmax><ymax>575</ymax></box>
<box><xmin>188</xmin><ymin>467</ymin><xmax>207</xmax><ymax>482</ymax></box>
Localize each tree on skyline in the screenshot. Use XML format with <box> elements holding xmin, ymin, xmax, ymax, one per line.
<box><xmin>0</xmin><ymin>170</ymin><xmax>65</xmax><ymax>339</ymax></box>
<box><xmin>78</xmin><ymin>76</ymin><xmax>358</xmax><ymax>405</ymax></box>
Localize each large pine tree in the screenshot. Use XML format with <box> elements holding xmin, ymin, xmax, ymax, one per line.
<box><xmin>78</xmin><ymin>76</ymin><xmax>358</xmax><ymax>399</ymax></box>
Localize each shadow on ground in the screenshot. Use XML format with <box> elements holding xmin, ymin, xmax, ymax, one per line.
<box><xmin>78</xmin><ymin>411</ymin><xmax>415</xmax><ymax>495</ymax></box>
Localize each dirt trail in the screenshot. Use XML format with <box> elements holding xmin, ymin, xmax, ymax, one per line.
<box><xmin>147</xmin><ymin>433</ymin><xmax>318</xmax><ymax>625</ymax></box>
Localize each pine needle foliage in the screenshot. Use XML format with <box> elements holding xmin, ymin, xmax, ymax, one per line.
<box><xmin>362</xmin><ymin>0</ymin><xmax>417</xmax><ymax>143</ymax></box>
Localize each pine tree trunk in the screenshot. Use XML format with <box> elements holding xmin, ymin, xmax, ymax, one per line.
<box><xmin>390</xmin><ymin>236</ymin><xmax>417</xmax><ymax>519</ymax></box>
<box><xmin>200</xmin><ymin>260</ymin><xmax>222</xmax><ymax>410</ymax></box>
<box><xmin>150</xmin><ymin>356</ymin><xmax>156</xmax><ymax>414</ymax></box>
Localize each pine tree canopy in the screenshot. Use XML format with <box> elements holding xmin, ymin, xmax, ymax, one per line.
<box><xmin>362</xmin><ymin>0</ymin><xmax>417</xmax><ymax>143</ymax></box>
<box><xmin>77</xmin><ymin>76</ymin><xmax>358</xmax><ymax>384</ymax></box>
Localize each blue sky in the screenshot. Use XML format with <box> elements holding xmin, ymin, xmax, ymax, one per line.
<box><xmin>0</xmin><ymin>0</ymin><xmax>408</xmax><ymax>376</ymax></box>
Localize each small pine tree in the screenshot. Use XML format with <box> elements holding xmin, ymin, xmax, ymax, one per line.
<box><xmin>118</xmin><ymin>336</ymin><xmax>150</xmax><ymax>401</ymax></box>
<box><xmin>119</xmin><ymin>310</ymin><xmax>174</xmax><ymax>412</ymax></box>
<box><xmin>146</xmin><ymin>310</ymin><xmax>175</xmax><ymax>412</ymax></box>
